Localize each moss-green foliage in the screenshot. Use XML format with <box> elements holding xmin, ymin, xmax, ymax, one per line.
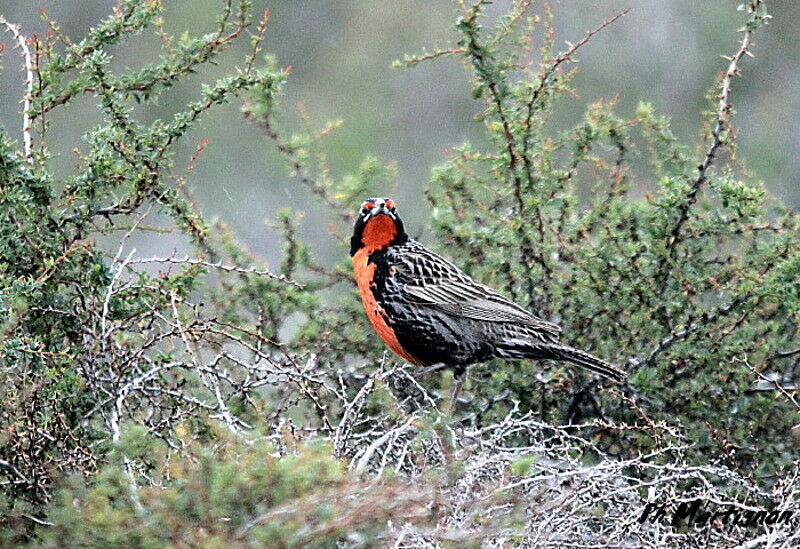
<box><xmin>35</xmin><ymin>429</ymin><xmax>433</xmax><ymax>548</ymax></box>
<box><xmin>0</xmin><ymin>0</ymin><xmax>295</xmax><ymax>535</ymax></box>
<box><xmin>0</xmin><ymin>0</ymin><xmax>797</xmax><ymax>545</ymax></box>
<box><xmin>0</xmin><ymin>129</ymin><xmax>108</xmax><ymax>507</ymax></box>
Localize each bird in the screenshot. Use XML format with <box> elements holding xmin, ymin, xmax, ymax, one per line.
<box><xmin>350</xmin><ymin>197</ymin><xmax>625</xmax><ymax>386</ymax></box>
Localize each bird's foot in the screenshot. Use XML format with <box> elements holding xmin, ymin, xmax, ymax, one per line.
<box><xmin>413</xmin><ymin>362</ymin><xmax>448</xmax><ymax>378</ymax></box>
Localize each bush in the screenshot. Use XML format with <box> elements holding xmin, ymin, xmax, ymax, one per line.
<box><xmin>0</xmin><ymin>0</ymin><xmax>797</xmax><ymax>546</ymax></box>
<box><xmin>35</xmin><ymin>430</ymin><xmax>438</xmax><ymax>548</ymax></box>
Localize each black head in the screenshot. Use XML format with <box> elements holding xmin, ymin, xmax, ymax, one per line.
<box><xmin>350</xmin><ymin>197</ymin><xmax>408</xmax><ymax>256</ymax></box>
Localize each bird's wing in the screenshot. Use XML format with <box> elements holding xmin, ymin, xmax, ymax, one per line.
<box><xmin>393</xmin><ymin>243</ymin><xmax>562</xmax><ymax>335</ymax></box>
<box><xmin>403</xmin><ymin>282</ymin><xmax>561</xmax><ymax>331</ymax></box>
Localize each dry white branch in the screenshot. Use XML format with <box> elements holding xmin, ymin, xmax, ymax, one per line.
<box><xmin>0</xmin><ymin>15</ymin><xmax>34</xmax><ymax>162</ymax></box>
<box><xmin>170</xmin><ymin>290</ymin><xmax>243</xmax><ymax>433</ymax></box>
<box><xmin>101</xmin><ymin>247</ymin><xmax>136</xmax><ymax>345</ymax></box>
<box><xmin>127</xmin><ymin>255</ymin><xmax>303</xmax><ymax>287</ymax></box>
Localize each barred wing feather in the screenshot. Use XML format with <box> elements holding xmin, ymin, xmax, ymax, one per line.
<box><xmin>395</xmin><ymin>244</ymin><xmax>562</xmax><ymax>338</ymax></box>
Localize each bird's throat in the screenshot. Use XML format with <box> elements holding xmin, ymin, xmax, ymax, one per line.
<box><xmin>360</xmin><ymin>215</ymin><xmax>397</xmax><ymax>252</ymax></box>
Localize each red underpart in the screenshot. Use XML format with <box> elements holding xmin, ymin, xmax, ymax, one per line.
<box><xmin>352</xmin><ymin>227</ymin><xmax>423</xmax><ymax>364</ymax></box>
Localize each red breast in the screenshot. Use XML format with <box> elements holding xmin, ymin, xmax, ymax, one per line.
<box><xmin>351</xmin><ymin>202</ymin><xmax>422</xmax><ymax>364</ymax></box>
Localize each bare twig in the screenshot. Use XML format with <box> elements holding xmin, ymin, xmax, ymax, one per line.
<box><xmin>243</xmin><ymin>111</ymin><xmax>354</xmax><ymax>224</ymax></box>
<box><xmin>522</xmin><ymin>8</ymin><xmax>630</xmax><ymax>154</ymax></box>
<box><xmin>169</xmin><ymin>290</ymin><xmax>242</xmax><ymax>433</ymax></box>
<box><xmin>125</xmin><ymin>255</ymin><xmax>304</xmax><ymax>287</ymax></box>
<box><xmin>770</xmin><ymin>347</ymin><xmax>800</xmax><ymax>360</ymax></box>
<box><xmin>658</xmin><ymin>1</ymin><xmax>766</xmax><ymax>290</ymax></box>
<box><xmin>0</xmin><ymin>15</ymin><xmax>35</xmax><ymax>162</ymax></box>
<box><xmin>101</xmin><ymin>248</ymin><xmax>136</xmax><ymax>344</ymax></box>
<box><xmin>739</xmin><ymin>356</ymin><xmax>800</xmax><ymax>413</ymax></box>
<box><xmin>644</xmin><ymin>293</ymin><xmax>751</xmax><ymax>366</ymax></box>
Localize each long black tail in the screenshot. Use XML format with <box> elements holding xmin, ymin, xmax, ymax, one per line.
<box><xmin>547</xmin><ymin>344</ymin><xmax>625</xmax><ymax>382</ymax></box>
<box><xmin>496</xmin><ymin>341</ymin><xmax>625</xmax><ymax>381</ymax></box>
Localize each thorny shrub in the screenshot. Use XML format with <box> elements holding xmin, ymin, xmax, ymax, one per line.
<box><xmin>0</xmin><ymin>0</ymin><xmax>797</xmax><ymax>546</ymax></box>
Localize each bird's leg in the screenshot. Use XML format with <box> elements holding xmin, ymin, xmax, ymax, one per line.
<box><xmin>448</xmin><ymin>371</ymin><xmax>466</xmax><ymax>415</ymax></box>
<box><xmin>413</xmin><ymin>362</ymin><xmax>448</xmax><ymax>378</ymax></box>
<box><xmin>412</xmin><ymin>363</ymin><xmax>463</xmax><ymax>414</ymax></box>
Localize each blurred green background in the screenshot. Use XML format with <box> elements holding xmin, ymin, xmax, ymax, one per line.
<box><xmin>1</xmin><ymin>0</ymin><xmax>798</xmax><ymax>266</ymax></box>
